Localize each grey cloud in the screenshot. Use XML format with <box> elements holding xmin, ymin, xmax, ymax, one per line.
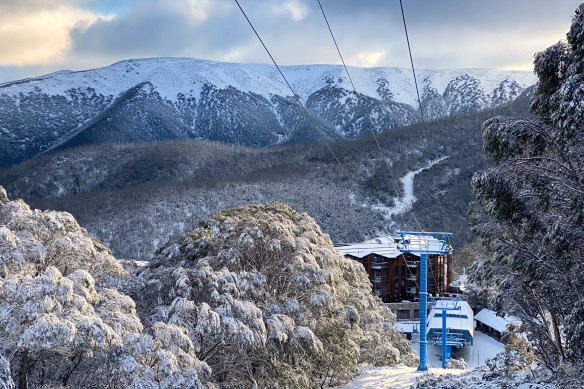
<box><xmin>70</xmin><ymin>0</ymin><xmax>257</xmax><ymax>59</ymax></box>
<box><xmin>69</xmin><ymin>0</ymin><xmax>582</xmax><ymax>68</ymax></box>
<box><xmin>2</xmin><ymin>0</ymin><xmax>582</xmax><ymax>83</ymax></box>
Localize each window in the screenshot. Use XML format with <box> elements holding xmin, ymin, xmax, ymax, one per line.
<box><xmin>413</xmin><ymin>309</ymin><xmax>420</xmax><ymax>319</ymax></box>
<box><xmin>397</xmin><ymin>310</ymin><xmax>410</xmax><ymax>320</ymax></box>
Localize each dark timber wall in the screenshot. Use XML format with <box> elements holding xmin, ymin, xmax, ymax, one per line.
<box><xmin>346</xmin><ymin>252</ymin><xmax>453</xmax><ymax>303</ymax></box>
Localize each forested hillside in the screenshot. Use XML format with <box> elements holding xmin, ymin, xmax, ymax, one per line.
<box><xmin>0</xmin><ymin>94</ymin><xmax>531</xmax><ymax>260</ymax></box>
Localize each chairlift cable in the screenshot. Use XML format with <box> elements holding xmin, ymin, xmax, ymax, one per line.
<box><xmin>316</xmin><ymin>0</ymin><xmax>385</xmax><ymax>157</ymax></box>
<box><xmin>317</xmin><ymin>0</ymin><xmax>425</xmax><ymax>233</ymax></box>
<box><xmin>233</xmin><ymin>0</ymin><xmax>345</xmax><ymax>170</ymax></box>
<box><xmin>399</xmin><ymin>0</ymin><xmax>449</xmax><ymax>234</ymax></box>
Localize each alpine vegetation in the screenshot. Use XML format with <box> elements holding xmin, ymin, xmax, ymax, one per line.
<box><xmin>469</xmin><ymin>3</ymin><xmax>584</xmax><ymax>377</ymax></box>
<box><xmin>0</xmin><ymin>188</ymin><xmax>415</xmax><ymax>388</ymax></box>
<box><xmin>127</xmin><ymin>202</ymin><xmax>417</xmax><ymax>388</ymax></box>
<box><xmin>0</xmin><ymin>186</ymin><xmax>209</xmax><ymax>389</ymax></box>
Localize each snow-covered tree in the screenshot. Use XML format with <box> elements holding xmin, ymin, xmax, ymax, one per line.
<box><xmin>470</xmin><ymin>4</ymin><xmax>584</xmax><ymax>371</ymax></box>
<box><xmin>0</xmin><ymin>195</ymin><xmax>123</xmax><ymax>281</ymax></box>
<box><xmin>0</xmin><ymin>188</ymin><xmax>206</xmax><ymax>388</ymax></box>
<box><xmin>0</xmin><ymin>266</ymin><xmax>143</xmax><ymax>388</ymax></box>
<box><xmin>0</xmin><ymin>355</ymin><xmax>13</xmax><ymax>389</ymax></box>
<box><xmin>129</xmin><ymin>202</ymin><xmax>417</xmax><ymax>388</ymax></box>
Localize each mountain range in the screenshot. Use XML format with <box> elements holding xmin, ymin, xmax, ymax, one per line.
<box><xmin>0</xmin><ymin>57</ymin><xmax>536</xmax><ymax>167</ymax></box>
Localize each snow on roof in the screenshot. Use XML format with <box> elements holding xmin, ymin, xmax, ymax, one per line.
<box><xmin>427</xmin><ymin>300</ymin><xmax>474</xmax><ymax>336</ymax></box>
<box><xmin>335</xmin><ymin>236</ymin><xmax>402</xmax><ymax>259</ymax></box>
<box><xmin>474</xmin><ymin>309</ymin><xmax>520</xmax><ymax>333</ymax></box>
<box><xmin>394</xmin><ymin>321</ymin><xmax>420</xmax><ymax>334</ymax></box>
<box><xmin>401</xmin><ymin>233</ymin><xmax>449</xmax><ymax>256</ymax></box>
<box><xmin>335</xmin><ymin>234</ymin><xmax>452</xmax><ymax>259</ymax></box>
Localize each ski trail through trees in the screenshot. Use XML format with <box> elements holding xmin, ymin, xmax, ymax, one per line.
<box><xmin>371</xmin><ymin>156</ymin><xmax>448</xmax><ymax>223</ymax></box>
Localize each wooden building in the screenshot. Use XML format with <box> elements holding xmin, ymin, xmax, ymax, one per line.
<box><xmin>336</xmin><ymin>236</ymin><xmax>453</xmax><ymax>303</ymax></box>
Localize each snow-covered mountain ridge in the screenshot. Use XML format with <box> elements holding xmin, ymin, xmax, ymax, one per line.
<box><xmin>0</xmin><ymin>57</ymin><xmax>536</xmax><ymax>167</ymax></box>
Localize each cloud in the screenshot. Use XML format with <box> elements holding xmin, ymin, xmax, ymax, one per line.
<box><xmin>0</xmin><ymin>5</ymin><xmax>104</xmax><ymax>66</ymax></box>
<box><xmin>69</xmin><ymin>0</ymin><xmax>239</xmax><ymax>58</ymax></box>
<box><xmin>0</xmin><ymin>0</ymin><xmax>582</xmax><ymax>83</ymax></box>
<box><xmin>272</xmin><ymin>0</ymin><xmax>309</xmax><ymax>22</ymax></box>
<box><xmin>351</xmin><ymin>51</ymin><xmax>387</xmax><ymax>67</ymax></box>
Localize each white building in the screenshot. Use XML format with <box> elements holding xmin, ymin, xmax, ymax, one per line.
<box><xmin>474</xmin><ymin>308</ymin><xmax>520</xmax><ymax>340</ymax></box>
<box><xmin>427</xmin><ymin>300</ymin><xmax>474</xmax><ymax>348</ymax></box>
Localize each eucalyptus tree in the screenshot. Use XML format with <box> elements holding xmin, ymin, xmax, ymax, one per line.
<box><xmin>470</xmin><ymin>4</ymin><xmax>584</xmax><ymax>370</ymax></box>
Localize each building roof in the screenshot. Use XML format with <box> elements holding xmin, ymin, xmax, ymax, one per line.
<box><xmin>474</xmin><ymin>308</ymin><xmax>520</xmax><ymax>333</ymax></box>
<box><xmin>335</xmin><ymin>236</ymin><xmax>402</xmax><ymax>259</ymax></box>
<box><xmin>427</xmin><ymin>300</ymin><xmax>474</xmax><ymax>336</ymax></box>
<box><xmin>335</xmin><ymin>235</ymin><xmax>450</xmax><ymax>259</ymax></box>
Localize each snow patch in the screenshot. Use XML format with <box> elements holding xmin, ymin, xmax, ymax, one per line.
<box><xmin>372</xmin><ymin>157</ymin><xmax>448</xmax><ymax>223</ymax></box>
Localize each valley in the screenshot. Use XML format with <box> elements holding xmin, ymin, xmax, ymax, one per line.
<box><xmin>0</xmin><ymin>94</ymin><xmax>531</xmax><ymax>260</ymax></box>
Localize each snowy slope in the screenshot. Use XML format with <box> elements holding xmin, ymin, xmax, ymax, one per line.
<box><xmin>0</xmin><ymin>57</ymin><xmax>537</xmax><ymax>167</ymax></box>
<box><xmin>0</xmin><ymin>58</ymin><xmax>536</xmax><ymax>106</ymax></box>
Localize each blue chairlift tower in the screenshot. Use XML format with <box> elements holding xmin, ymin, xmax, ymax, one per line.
<box><xmin>396</xmin><ymin>231</ymin><xmax>452</xmax><ymax>371</ymax></box>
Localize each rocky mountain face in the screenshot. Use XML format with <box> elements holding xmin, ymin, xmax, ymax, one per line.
<box><xmin>0</xmin><ymin>58</ymin><xmax>536</xmax><ymax>167</ymax></box>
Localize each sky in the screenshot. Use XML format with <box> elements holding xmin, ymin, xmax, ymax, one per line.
<box><xmin>0</xmin><ymin>0</ymin><xmax>581</xmax><ymax>83</ymax></box>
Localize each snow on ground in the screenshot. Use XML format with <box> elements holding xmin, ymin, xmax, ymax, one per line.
<box><xmin>339</xmin><ymin>330</ymin><xmax>505</xmax><ymax>388</ymax></box>
<box><xmin>339</xmin><ymin>364</ymin><xmax>466</xmax><ymax>389</ymax></box>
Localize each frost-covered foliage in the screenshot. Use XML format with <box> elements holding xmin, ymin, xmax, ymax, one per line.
<box><xmin>129</xmin><ymin>202</ymin><xmax>417</xmax><ymax>388</ymax></box>
<box><xmin>414</xmin><ymin>353</ymin><xmax>584</xmax><ymax>389</ymax></box>
<box><xmin>470</xmin><ymin>4</ymin><xmax>584</xmax><ymax>372</ymax></box>
<box><xmin>119</xmin><ymin>323</ymin><xmax>207</xmax><ymax>389</ymax></box>
<box><xmin>413</xmin><ymin>354</ymin><xmax>547</xmax><ymax>389</ymax></box>
<box><xmin>445</xmin><ymin>358</ymin><xmax>467</xmax><ymax>370</ymax></box>
<box><xmin>0</xmin><ymin>266</ymin><xmax>143</xmax><ymax>387</ymax></box>
<box><xmin>0</xmin><ymin>355</ymin><xmax>13</xmax><ymax>389</ymax></box>
<box><xmin>0</xmin><ymin>194</ymin><xmax>122</xmax><ymax>281</ymax></box>
<box><xmin>0</xmin><ymin>266</ymin><xmax>139</xmax><ymax>353</ymax></box>
<box><xmin>501</xmin><ymin>324</ymin><xmax>535</xmax><ymax>370</ymax></box>
<box><xmin>0</xmin><ymin>188</ymin><xmax>204</xmax><ymax>388</ymax></box>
